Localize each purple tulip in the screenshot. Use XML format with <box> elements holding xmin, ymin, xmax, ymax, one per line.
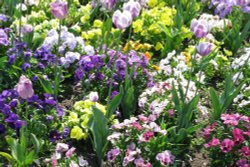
<box><xmin>100</xmin><ymin>0</ymin><xmax>117</xmax><ymax>10</ymax></box>
<box><xmin>21</xmin><ymin>24</ymin><xmax>33</xmax><ymax>34</ymax></box>
<box><xmin>196</xmin><ymin>42</ymin><xmax>213</xmax><ymax>56</ymax></box>
<box><xmin>123</xmin><ymin>0</ymin><xmax>141</xmax><ymax>19</ymax></box>
<box><xmin>112</xmin><ymin>10</ymin><xmax>132</xmax><ymax>29</ymax></box>
<box><xmin>190</xmin><ymin>19</ymin><xmax>210</xmax><ymax>38</ymax></box>
<box><xmin>16</xmin><ymin>75</ymin><xmax>34</xmax><ymax>99</ymax></box>
<box><xmin>50</xmin><ymin>0</ymin><xmax>68</xmax><ymax>20</ymax></box>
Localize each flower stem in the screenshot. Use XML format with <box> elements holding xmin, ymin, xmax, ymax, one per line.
<box><xmin>54</xmin><ymin>19</ymin><xmax>62</xmax><ymax>99</ymax></box>
<box><xmin>18</xmin><ymin>1</ymin><xmax>23</xmax><ymax>41</ymax></box>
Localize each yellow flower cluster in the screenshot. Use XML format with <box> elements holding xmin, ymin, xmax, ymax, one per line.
<box><xmin>132</xmin><ymin>4</ymin><xmax>176</xmax><ymax>36</ymax></box>
<box><xmin>132</xmin><ymin>3</ymin><xmax>176</xmax><ymax>52</ymax></box>
<box><xmin>123</xmin><ymin>40</ymin><xmax>152</xmax><ymax>52</ymax></box>
<box><xmin>80</xmin><ymin>4</ymin><xmax>92</xmax><ymax>24</ymax></box>
<box><xmin>67</xmin><ymin>100</ymin><xmax>106</xmax><ymax>140</ymax></box>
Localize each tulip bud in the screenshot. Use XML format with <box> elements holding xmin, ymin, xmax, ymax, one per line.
<box><xmin>50</xmin><ymin>0</ymin><xmax>68</xmax><ymax>20</ymax></box>
<box><xmin>123</xmin><ymin>0</ymin><xmax>141</xmax><ymax>19</ymax></box>
<box><xmin>112</xmin><ymin>10</ymin><xmax>132</xmax><ymax>29</ymax></box>
<box><xmin>190</xmin><ymin>19</ymin><xmax>210</xmax><ymax>38</ymax></box>
<box><xmin>196</xmin><ymin>42</ymin><xmax>213</xmax><ymax>56</ymax></box>
<box><xmin>17</xmin><ymin>75</ymin><xmax>34</xmax><ymax>99</ymax></box>
<box><xmin>100</xmin><ymin>0</ymin><xmax>117</xmax><ymax>10</ymax></box>
<box><xmin>22</xmin><ymin>24</ymin><xmax>33</xmax><ymax>34</ymax></box>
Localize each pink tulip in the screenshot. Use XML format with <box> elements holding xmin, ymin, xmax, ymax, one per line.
<box><xmin>50</xmin><ymin>0</ymin><xmax>68</xmax><ymax>20</ymax></box>
<box><xmin>17</xmin><ymin>75</ymin><xmax>34</xmax><ymax>99</ymax></box>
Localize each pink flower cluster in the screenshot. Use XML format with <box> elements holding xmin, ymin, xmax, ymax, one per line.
<box><xmin>221</xmin><ymin>113</ymin><xmax>250</xmax><ymax>126</ymax></box>
<box><xmin>203</xmin><ymin>114</ymin><xmax>250</xmax><ymax>166</ymax></box>
<box><xmin>45</xmin><ymin>143</ymin><xmax>88</xmax><ymax>167</ymax></box>
<box><xmin>107</xmin><ymin>115</ymin><xmax>168</xmax><ymax>166</ymax></box>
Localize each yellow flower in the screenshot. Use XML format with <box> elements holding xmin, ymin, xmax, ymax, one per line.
<box><xmin>96</xmin><ymin>103</ymin><xmax>106</xmax><ymax>114</ymax></box>
<box><xmin>80</xmin><ymin>114</ymin><xmax>91</xmax><ymax>128</ymax></box>
<box><xmin>155</xmin><ymin>42</ymin><xmax>163</xmax><ymax>51</ymax></box>
<box><xmin>181</xmin><ymin>26</ymin><xmax>189</xmax><ymax>33</ymax></box>
<box><xmin>145</xmin><ymin>52</ymin><xmax>152</xmax><ymax>60</ymax></box>
<box><xmin>182</xmin><ymin>52</ymin><xmax>191</xmax><ymax>64</ymax></box>
<box><xmin>147</xmin><ymin>0</ymin><xmax>158</xmax><ymax>8</ymax></box>
<box><xmin>81</xmin><ymin>32</ymin><xmax>88</xmax><ymax>39</ymax></box>
<box><xmin>93</xmin><ymin>20</ymin><xmax>103</xmax><ymax>28</ymax></box>
<box><xmin>71</xmin><ymin>24</ymin><xmax>81</xmax><ymax>33</ymax></box>
<box><xmin>69</xmin><ymin>112</ymin><xmax>79</xmax><ymax>123</ymax></box>
<box><xmin>142</xmin><ymin>43</ymin><xmax>152</xmax><ymax>50</ymax></box>
<box><xmin>123</xmin><ymin>41</ymin><xmax>133</xmax><ymax>52</ymax></box>
<box><xmin>70</xmin><ymin>126</ymin><xmax>84</xmax><ymax>140</ymax></box>
<box><xmin>132</xmin><ymin>19</ymin><xmax>143</xmax><ymax>33</ymax></box>
<box><xmin>152</xmin><ymin>65</ymin><xmax>160</xmax><ymax>71</ymax></box>
<box><xmin>81</xmin><ymin>108</ymin><xmax>92</xmax><ymax>114</ymax></box>
<box><xmin>149</xmin><ymin>24</ymin><xmax>161</xmax><ymax>34</ymax></box>
<box><xmin>80</xmin><ymin>15</ymin><xmax>90</xmax><ymax>24</ymax></box>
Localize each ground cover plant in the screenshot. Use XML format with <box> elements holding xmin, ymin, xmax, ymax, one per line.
<box><xmin>0</xmin><ymin>0</ymin><xmax>250</xmax><ymax>166</ymax></box>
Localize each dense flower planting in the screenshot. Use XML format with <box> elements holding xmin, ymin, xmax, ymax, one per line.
<box><xmin>0</xmin><ymin>0</ymin><xmax>250</xmax><ymax>166</ymax></box>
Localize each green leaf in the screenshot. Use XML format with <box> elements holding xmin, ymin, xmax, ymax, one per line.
<box><xmin>209</xmin><ymin>87</ymin><xmax>221</xmax><ymax>120</ymax></box>
<box><xmin>121</xmin><ymin>86</ymin><xmax>136</xmax><ymax>118</ymax></box>
<box><xmin>88</xmin><ymin>106</ymin><xmax>109</xmax><ymax>165</ymax></box>
<box><xmin>6</xmin><ymin>137</ymin><xmax>18</xmax><ymax>161</ymax></box>
<box><xmin>106</xmin><ymin>86</ymin><xmax>123</xmax><ymax>119</ymax></box>
<box><xmin>221</xmin><ymin>80</ymin><xmax>245</xmax><ymax>112</ymax></box>
<box><xmin>37</xmin><ymin>74</ymin><xmax>53</xmax><ymax>94</ymax></box>
<box><xmin>171</xmin><ymin>83</ymin><xmax>181</xmax><ymax>113</ymax></box>
<box><xmin>30</xmin><ymin>133</ymin><xmax>40</xmax><ymax>155</ymax></box>
<box><xmin>0</xmin><ymin>152</ymin><xmax>15</xmax><ymax>163</ymax></box>
<box><xmin>186</xmin><ymin>123</ymin><xmax>204</xmax><ymax>134</ymax></box>
<box><xmin>176</xmin><ymin>128</ymin><xmax>187</xmax><ymax>142</ymax></box>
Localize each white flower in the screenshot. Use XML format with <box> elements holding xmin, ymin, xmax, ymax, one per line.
<box><xmin>84</xmin><ymin>45</ymin><xmax>95</xmax><ymax>56</ymax></box>
<box><xmin>89</xmin><ymin>91</ymin><xmax>99</xmax><ymax>102</ymax></box>
<box><xmin>24</xmin><ymin>0</ymin><xmax>39</xmax><ymax>6</ymax></box>
<box><xmin>16</xmin><ymin>3</ymin><xmax>27</xmax><ymax>11</ymax></box>
<box><xmin>56</xmin><ymin>143</ymin><xmax>69</xmax><ymax>152</ymax></box>
<box><xmin>78</xmin><ymin>156</ymin><xmax>89</xmax><ymax>167</ymax></box>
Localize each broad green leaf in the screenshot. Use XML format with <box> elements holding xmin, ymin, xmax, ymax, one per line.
<box><xmin>221</xmin><ymin>80</ymin><xmax>245</xmax><ymax>112</ymax></box>
<box><xmin>0</xmin><ymin>152</ymin><xmax>14</xmax><ymax>163</ymax></box>
<box><xmin>209</xmin><ymin>87</ymin><xmax>221</xmax><ymax>120</ymax></box>
<box><xmin>88</xmin><ymin>106</ymin><xmax>109</xmax><ymax>165</ymax></box>
<box><xmin>106</xmin><ymin>86</ymin><xmax>123</xmax><ymax>119</ymax></box>
<box><xmin>37</xmin><ymin>74</ymin><xmax>53</xmax><ymax>94</ymax></box>
<box><xmin>30</xmin><ymin>133</ymin><xmax>40</xmax><ymax>155</ymax></box>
